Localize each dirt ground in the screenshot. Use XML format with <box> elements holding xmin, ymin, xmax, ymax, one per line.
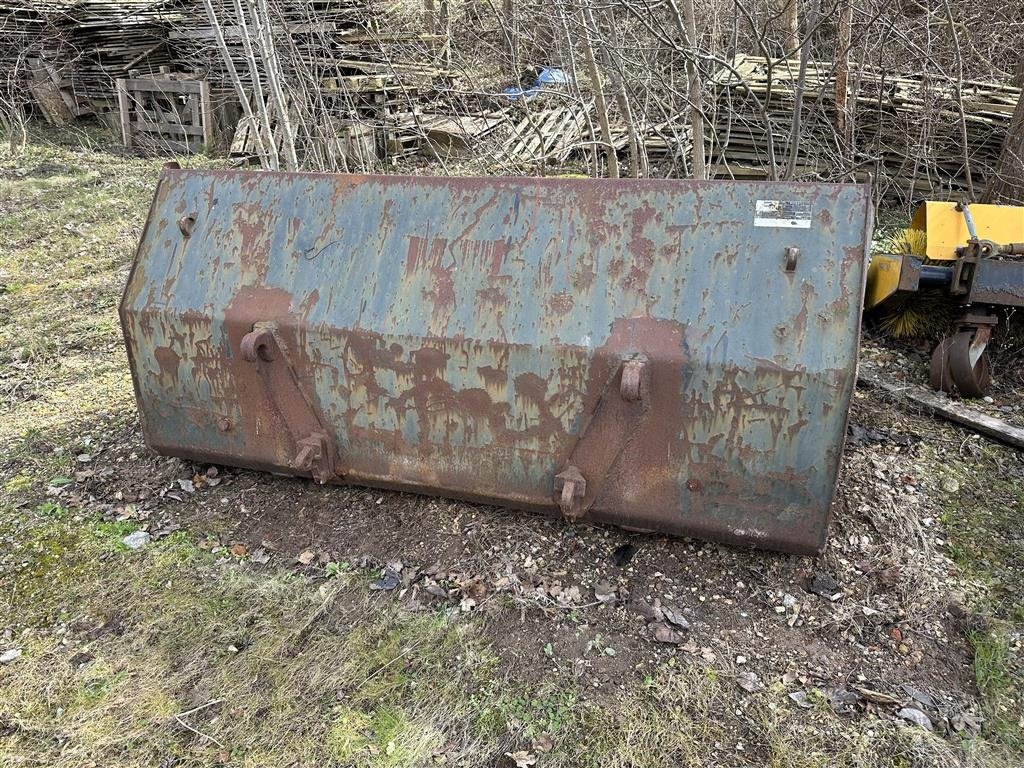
<box><xmin>1</xmin><ymin>129</ymin><xmax>1022</xmax><ymax>767</ymax></box>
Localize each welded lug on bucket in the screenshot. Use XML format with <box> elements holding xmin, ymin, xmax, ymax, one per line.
<box><xmin>240</xmin><ymin>328</ymin><xmax>277</xmax><ymax>362</ymax></box>
<box><xmin>619</xmin><ymin>357</ymin><xmax>647</xmax><ymax>402</ymax></box>
<box><xmin>553</xmin><ymin>355</ymin><xmax>651</xmax><ymax>522</ymax></box>
<box><xmin>239</xmin><ymin>326</ymin><xmax>337</xmax><ymax>484</ymax></box>
<box><xmin>293</xmin><ymin>432</ymin><xmax>332</xmax><ymax>478</ymax></box>
<box><xmin>554</xmin><ymin>466</ymin><xmax>587</xmax><ymax>520</ymax></box>
<box><xmin>121</xmin><ymin>170</ymin><xmax>872</xmax><ymax>554</ymax></box>
<box><xmin>178</xmin><ymin>213</ymin><xmax>196</xmax><ymax>238</ymax></box>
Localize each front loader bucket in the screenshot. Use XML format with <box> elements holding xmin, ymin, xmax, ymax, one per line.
<box><xmin>120</xmin><ymin>170</ymin><xmax>872</xmax><ymax>554</ymax></box>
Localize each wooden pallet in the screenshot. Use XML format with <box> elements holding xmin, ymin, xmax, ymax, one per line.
<box><xmin>116</xmin><ymin>75</ymin><xmax>214</xmax><ymax>153</ymax></box>
<box><xmin>502</xmin><ymin>102</ymin><xmax>594</xmax><ymax>166</ymax></box>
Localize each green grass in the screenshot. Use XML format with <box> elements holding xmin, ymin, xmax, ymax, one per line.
<box><xmin>5</xmin><ymin>496</ymin><xmax>1002</xmax><ymax>768</ymax></box>
<box><xmin>972</xmin><ymin>630</ymin><xmax>1012</xmax><ymax>698</ymax></box>
<box><xmin>0</xmin><ymin>497</ymin><xmax>488</xmax><ymax>767</ymax></box>
<box><xmin>928</xmin><ymin>442</ymin><xmax>1023</xmax><ymax>751</ymax></box>
<box><xmin>0</xmin><ymin>127</ymin><xmax>211</xmax><ymax>450</ymax></box>
<box><xmin>3</xmin><ymin>457</ymin><xmax>1013</xmax><ymax>767</ymax></box>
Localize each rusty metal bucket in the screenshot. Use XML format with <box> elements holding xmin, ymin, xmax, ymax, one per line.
<box><xmin>120</xmin><ymin>169</ymin><xmax>872</xmax><ymax>554</ymax></box>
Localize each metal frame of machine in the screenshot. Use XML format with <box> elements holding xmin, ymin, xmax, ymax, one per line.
<box><xmin>866</xmin><ymin>201</ymin><xmax>1024</xmax><ymax>397</ymax></box>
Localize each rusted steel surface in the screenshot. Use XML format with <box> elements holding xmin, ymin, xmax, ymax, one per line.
<box><xmin>969</xmin><ymin>259</ymin><xmax>1024</xmax><ymax>307</ymax></box>
<box><xmin>120</xmin><ymin>170</ymin><xmax>872</xmax><ymax>554</ymax></box>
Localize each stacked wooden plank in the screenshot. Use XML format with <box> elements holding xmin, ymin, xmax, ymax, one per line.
<box><xmin>643</xmin><ymin>124</ymin><xmax>692</xmax><ymax>161</ymax></box>
<box><xmin>5</xmin><ymin>0</ymin><xmax>447</xmax><ymax>164</ymax></box>
<box><xmin>608</xmin><ymin>119</ymin><xmax>694</xmax><ymax>165</ymax></box>
<box><xmin>168</xmin><ymin>0</ymin><xmax>449</xmax><ymax>167</ymax></box>
<box><xmin>169</xmin><ymin>0</ymin><xmax>444</xmax><ymax>117</ymax></box>
<box><xmin>167</xmin><ymin>0</ymin><xmax>370</xmax><ymax>90</ymax></box>
<box><xmin>0</xmin><ymin>1</ymin><xmax>69</xmax><ymax>57</ymax></box>
<box><xmin>64</xmin><ymin>0</ymin><xmax>175</xmax><ymax>112</ymax></box>
<box><xmin>709</xmin><ymin>54</ymin><xmax>1021</xmax><ymax>197</ymax></box>
<box><xmin>0</xmin><ymin>1</ymin><xmax>75</xmax><ymax>121</ymax></box>
<box><xmin>2</xmin><ymin>0</ymin><xmax>177</xmax><ymax>120</ymax></box>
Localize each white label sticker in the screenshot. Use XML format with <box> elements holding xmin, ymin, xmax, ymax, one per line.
<box><xmin>754</xmin><ymin>199</ymin><xmax>812</xmax><ymax>229</ymax></box>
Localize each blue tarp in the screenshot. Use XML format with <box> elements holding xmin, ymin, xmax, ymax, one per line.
<box><xmin>503</xmin><ymin>67</ymin><xmax>571</xmax><ymax>100</ymax></box>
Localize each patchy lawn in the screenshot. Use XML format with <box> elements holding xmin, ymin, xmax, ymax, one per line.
<box><xmin>1</xmin><ymin>127</ymin><xmax>1021</xmax><ymax>767</ymax></box>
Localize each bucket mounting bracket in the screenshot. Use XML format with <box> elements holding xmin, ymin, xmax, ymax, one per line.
<box><xmin>554</xmin><ymin>356</ymin><xmax>650</xmax><ymax>521</ymax></box>
<box><xmin>240</xmin><ymin>326</ymin><xmax>338</xmax><ymax>483</ymax></box>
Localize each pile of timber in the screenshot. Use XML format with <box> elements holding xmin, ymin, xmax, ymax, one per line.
<box><xmin>4</xmin><ymin>0</ymin><xmax>447</xmax><ymax>165</ymax></box>
<box><xmin>1</xmin><ymin>0</ymin><xmax>175</xmax><ymax>122</ymax></box>
<box><xmin>0</xmin><ymin>1</ymin><xmax>68</xmax><ymax>64</ymax></box>
<box><xmin>710</xmin><ymin>54</ymin><xmax>1022</xmax><ymax>198</ymax></box>
<box><xmin>169</xmin><ymin>0</ymin><xmax>375</xmax><ymax>94</ymax></box>
<box><xmin>1</xmin><ymin>1</ymin><xmax>76</xmax><ymax>123</ymax></box>
<box><xmin>393</xmin><ymin>110</ymin><xmax>503</xmax><ymax>157</ymax></box>
<box><xmin>496</xmin><ymin>99</ymin><xmax>694</xmax><ymax>172</ymax></box>
<box><xmin>170</xmin><ymin>0</ymin><xmax>448</xmax><ymax>164</ymax></box>
<box><xmin>64</xmin><ymin>0</ymin><xmax>175</xmax><ymax>113</ymax></box>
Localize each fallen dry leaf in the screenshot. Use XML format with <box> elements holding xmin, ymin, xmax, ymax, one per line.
<box><xmin>506</xmin><ymin>751</ymin><xmax>537</xmax><ymax>768</ymax></box>
<box><xmin>652</xmin><ymin>623</ymin><xmax>686</xmax><ymax>645</ymax></box>
<box><xmin>250</xmin><ymin>548</ymin><xmax>271</xmax><ymax>565</ymax></box>
<box><xmin>370</xmin><ymin>565</ymin><xmax>402</xmax><ymax>591</ymax></box>
<box><xmin>789</xmin><ymin>690</ymin><xmax>814</xmax><ymax>709</ymax></box>
<box><xmin>533</xmin><ymin>733</ymin><xmax>554</xmax><ymax>753</ymax></box>
<box><xmin>736</xmin><ymin>671</ymin><xmax>764</xmax><ymax>693</ymax></box>
<box><xmin>897</xmin><ymin>706</ymin><xmax>933</xmax><ymax>730</ymax></box>
<box><xmin>661</xmin><ymin>603</ymin><xmax>690</xmax><ymax>630</ymax></box>
<box><xmin>594</xmin><ymin>581</ymin><xmax>616</xmax><ymax>603</ymax></box>
<box><xmin>633</xmin><ymin>599</ymin><xmax>664</xmax><ymax>622</ymax></box>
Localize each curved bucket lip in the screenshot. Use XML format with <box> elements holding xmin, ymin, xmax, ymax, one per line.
<box><xmin>121</xmin><ymin>171</ymin><xmax>872</xmax><ymax>555</ymax></box>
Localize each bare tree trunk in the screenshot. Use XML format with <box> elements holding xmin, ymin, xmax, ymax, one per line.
<box><xmin>553</xmin><ymin>1</ymin><xmax>599</xmax><ymax>175</ymax></box>
<box><xmin>438</xmin><ymin>0</ymin><xmax>452</xmax><ymax>69</ymax></box>
<box><xmin>597</xmin><ymin>33</ymin><xmax>642</xmax><ymax>177</ymax></box>
<box><xmin>666</xmin><ymin>0</ymin><xmax>706</xmax><ymax>178</ymax></box>
<box><xmin>255</xmin><ymin>0</ymin><xmax>298</xmax><ymax>171</ymax></box>
<box><xmin>984</xmin><ymin>89</ymin><xmax>1024</xmax><ymax>204</ymax></box>
<box><xmin>233</xmin><ymin>0</ymin><xmax>278</xmax><ymax>170</ymax></box>
<box><xmin>503</xmin><ymin>0</ymin><xmax>519</xmax><ymax>76</ymax></box>
<box><xmin>202</xmin><ymin>0</ymin><xmax>270</xmax><ymax>166</ymax></box>
<box><xmin>780</xmin><ymin>0</ymin><xmax>799</xmax><ymax>54</ymax></box>
<box><xmin>580</xmin><ymin>4</ymin><xmax>619</xmax><ymax>178</ymax></box>
<box><xmin>681</xmin><ymin>0</ymin><xmax>706</xmax><ymax>179</ymax></box>
<box><xmin>784</xmin><ymin>4</ymin><xmax>812</xmax><ymax>180</ymax></box>
<box><xmin>835</xmin><ymin>0</ymin><xmax>852</xmax><ymax>139</ymax></box>
<box><xmin>1</xmin><ymin>108</ymin><xmax>27</xmax><ymax>155</ymax></box>
<box><xmin>941</xmin><ymin>0</ymin><xmax>973</xmax><ymax>199</ymax></box>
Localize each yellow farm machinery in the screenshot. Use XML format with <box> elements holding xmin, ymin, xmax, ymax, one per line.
<box><xmin>866</xmin><ymin>201</ymin><xmax>1024</xmax><ymax>397</ymax></box>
